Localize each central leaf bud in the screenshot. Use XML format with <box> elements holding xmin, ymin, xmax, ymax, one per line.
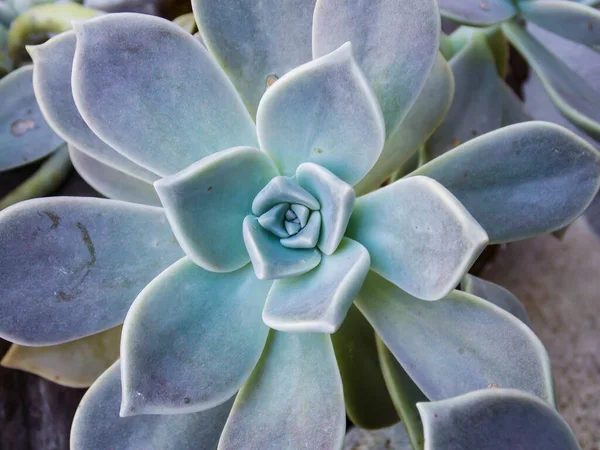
<box><xmin>252</xmin><ymin>177</ymin><xmax>323</xmax><ymax>250</ymax></box>
<box><xmin>244</xmin><ymin>163</ymin><xmax>356</xmax><ymax>281</ymax></box>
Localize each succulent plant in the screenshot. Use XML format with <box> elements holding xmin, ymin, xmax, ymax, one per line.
<box><xmin>438</xmin><ymin>0</ymin><xmax>600</xmax><ymax>142</ymax></box>
<box><xmin>0</xmin><ymin>0</ymin><xmax>598</xmax><ymax>448</ymax></box>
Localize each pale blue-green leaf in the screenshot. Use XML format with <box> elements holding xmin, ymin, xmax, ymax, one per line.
<box><xmin>252</xmin><ymin>175</ymin><xmax>319</xmax><ymax>216</ymax></box>
<box><xmin>0</xmin><ymin>65</ymin><xmax>63</xmax><ymax>171</ymax></box>
<box><xmin>377</xmin><ymin>339</ymin><xmax>427</xmax><ymax>449</ymax></box>
<box><xmin>418</xmin><ymin>389</ymin><xmax>579</xmax><ymax>450</ymax></box>
<box><xmin>218</xmin><ymin>331</ymin><xmax>345</xmax><ymax>450</ymax></box>
<box><xmin>263</xmin><ymin>238</ymin><xmax>369</xmax><ymax>333</ymax></box>
<box><xmin>242</xmin><ymin>215</ymin><xmax>321</xmax><ymax>280</ymax></box>
<box><xmin>258</xmin><ymin>203</ymin><xmax>290</xmax><ymax>238</ymax></box>
<box><xmin>1</xmin><ymin>326</ymin><xmax>121</xmax><ymax>388</ymax></box>
<box><xmin>437</xmin><ymin>0</ymin><xmax>517</xmax><ymax>25</ymax></box>
<box><xmin>502</xmin><ymin>20</ymin><xmax>600</xmax><ymax>140</ymax></box>
<box><xmin>257</xmin><ymin>43</ymin><xmax>384</xmax><ymax>186</ymax></box>
<box><xmin>121</xmin><ymin>258</ymin><xmax>270</xmax><ymax>416</ymax></box>
<box><xmin>313</xmin><ymin>0</ymin><xmax>439</xmax><ymax>137</ymax></box>
<box><xmin>71</xmin><ymin>13</ymin><xmax>258</xmax><ymax>176</ymax></box>
<box><xmin>0</xmin><ymin>197</ymin><xmax>183</xmax><ymax>345</ymax></box>
<box><xmin>461</xmin><ymin>274</ymin><xmax>532</xmax><ymax>327</ymax></box>
<box><xmin>69</xmin><ymin>145</ymin><xmax>160</xmax><ymax>206</ymax></box>
<box><xmin>500</xmin><ymin>79</ymin><xmax>532</xmax><ymax>125</ymax></box>
<box><xmin>355</xmin><ymin>272</ymin><xmax>555</xmax><ymax>404</ymax></box>
<box><xmin>346</xmin><ymin>176</ymin><xmax>488</xmax><ymax>301</ymax></box>
<box><xmin>413</xmin><ymin>122</ymin><xmax>600</xmax><ymax>243</ymax></box>
<box><xmin>519</xmin><ymin>0</ymin><xmax>600</xmax><ymax>46</ymax></box>
<box><xmin>155</xmin><ymin>146</ymin><xmax>277</xmax><ymax>272</ymax></box>
<box><xmin>296</xmin><ymin>162</ymin><xmax>355</xmax><ymax>255</ymax></box>
<box><xmin>27</xmin><ymin>31</ymin><xmax>159</xmax><ymax>183</ymax></box>
<box><xmin>71</xmin><ymin>362</ymin><xmax>233</xmax><ymax>450</ymax></box>
<box><xmin>291</xmin><ymin>204</ymin><xmax>310</xmax><ymax>227</ymax></box>
<box><xmin>355</xmin><ymin>53</ymin><xmax>455</xmax><ymax>195</ymax></box>
<box><xmin>279</xmin><ymin>210</ymin><xmax>321</xmax><ymax>249</ymax></box>
<box><xmin>331</xmin><ymin>305</ymin><xmax>399</xmax><ymax>430</ymax></box>
<box><xmin>426</xmin><ymin>35</ymin><xmax>502</xmax><ymax>161</ymax></box>
<box><xmin>284</xmin><ymin>221</ymin><xmax>300</xmax><ymax>235</ymax></box>
<box><xmin>192</xmin><ymin>0</ymin><xmax>315</xmax><ymax>118</ymax></box>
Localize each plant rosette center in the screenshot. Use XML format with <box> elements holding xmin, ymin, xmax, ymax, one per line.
<box><xmin>244</xmin><ymin>165</ymin><xmax>355</xmax><ymax>281</ymax></box>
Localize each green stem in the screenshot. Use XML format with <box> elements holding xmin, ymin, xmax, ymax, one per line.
<box><xmin>7</xmin><ymin>2</ymin><xmax>101</xmax><ymax>63</ymax></box>
<box><xmin>0</xmin><ymin>144</ymin><xmax>72</xmax><ymax>210</ymax></box>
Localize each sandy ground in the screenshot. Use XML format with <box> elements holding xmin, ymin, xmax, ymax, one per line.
<box><xmin>482</xmin><ymin>218</ymin><xmax>600</xmax><ymax>450</ymax></box>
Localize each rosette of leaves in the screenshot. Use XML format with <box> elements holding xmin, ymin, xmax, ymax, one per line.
<box><xmin>437</xmin><ymin>0</ymin><xmax>600</xmax><ymax>142</ymax></box>
<box><xmin>0</xmin><ymin>1</ymin><xmax>599</xmax><ymax>448</ymax></box>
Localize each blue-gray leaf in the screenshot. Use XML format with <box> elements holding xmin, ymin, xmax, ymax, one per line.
<box><xmin>418</xmin><ymin>389</ymin><xmax>579</xmax><ymax>450</ymax></box>
<box><xmin>0</xmin><ymin>65</ymin><xmax>63</xmax><ymax>172</ymax></box>
<box><xmin>71</xmin><ymin>362</ymin><xmax>233</xmax><ymax>450</ymax></box>
<box><xmin>121</xmin><ymin>258</ymin><xmax>271</xmax><ymax>416</ymax></box>
<box><xmin>413</xmin><ymin>121</ymin><xmax>600</xmax><ymax>243</ymax></box>
<box><xmin>71</xmin><ymin>13</ymin><xmax>257</xmax><ymax>176</ymax></box>
<box><xmin>356</xmin><ymin>272</ymin><xmax>555</xmax><ymax>405</ymax></box>
<box><xmin>0</xmin><ymin>197</ymin><xmax>183</xmax><ymax>345</ymax></box>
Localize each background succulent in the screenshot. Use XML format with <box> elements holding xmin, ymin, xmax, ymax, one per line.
<box><xmin>0</xmin><ymin>0</ymin><xmax>599</xmax><ymax>448</ymax></box>
<box><xmin>438</xmin><ymin>0</ymin><xmax>600</xmax><ymax>143</ymax></box>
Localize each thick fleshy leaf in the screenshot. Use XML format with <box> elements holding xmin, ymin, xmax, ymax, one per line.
<box><xmin>331</xmin><ymin>305</ymin><xmax>399</xmax><ymax>430</ymax></box>
<box><xmin>258</xmin><ymin>203</ymin><xmax>290</xmax><ymax>238</ymax></box>
<box><xmin>437</xmin><ymin>0</ymin><xmax>517</xmax><ymax>25</ymax></box>
<box><xmin>418</xmin><ymin>389</ymin><xmax>579</xmax><ymax>450</ymax></box>
<box><xmin>500</xmin><ymin>79</ymin><xmax>531</xmax><ymax>125</ymax></box>
<box><xmin>257</xmin><ymin>43</ymin><xmax>384</xmax><ymax>186</ymax></box>
<box><xmin>313</xmin><ymin>0</ymin><xmax>439</xmax><ymax>136</ymax></box>
<box><xmin>446</xmin><ymin>25</ymin><xmax>510</xmax><ymax>77</ymax></box>
<box><xmin>355</xmin><ymin>53</ymin><xmax>455</xmax><ymax>195</ymax></box>
<box><xmin>425</xmin><ymin>35</ymin><xmax>502</xmax><ymax>161</ymax></box>
<box><xmin>1</xmin><ymin>326</ymin><xmax>121</xmax><ymax>388</ymax></box>
<box><xmin>519</xmin><ymin>0</ymin><xmax>600</xmax><ymax>46</ymax></box>
<box><xmin>355</xmin><ymin>272</ymin><xmax>555</xmax><ymax>404</ymax></box>
<box><xmin>279</xmin><ymin>210</ymin><xmax>322</xmax><ymax>249</ymax></box>
<box><xmin>69</xmin><ymin>146</ymin><xmax>160</xmax><ymax>206</ymax></box>
<box><xmin>192</xmin><ymin>0</ymin><xmax>315</xmax><ymax>118</ymax></box>
<box><xmin>296</xmin><ymin>162</ymin><xmax>355</xmax><ymax>255</ymax></box>
<box><xmin>377</xmin><ymin>339</ymin><xmax>428</xmax><ymax>449</ymax></box>
<box><xmin>0</xmin><ymin>197</ymin><xmax>183</xmax><ymax>345</ymax></box>
<box><xmin>71</xmin><ymin>362</ymin><xmax>233</xmax><ymax>450</ymax></box>
<box><xmin>242</xmin><ymin>216</ymin><xmax>321</xmax><ymax>280</ymax></box>
<box><xmin>218</xmin><ymin>331</ymin><xmax>345</xmax><ymax>449</ymax></box>
<box><xmin>0</xmin><ymin>65</ymin><xmax>63</xmax><ymax>171</ymax></box>
<box><xmin>461</xmin><ymin>274</ymin><xmax>532</xmax><ymax>327</ymax></box>
<box><xmin>263</xmin><ymin>238</ymin><xmax>369</xmax><ymax>333</ymax></box>
<box><xmin>28</xmin><ymin>31</ymin><xmax>159</xmax><ymax>183</ymax></box>
<box><xmin>347</xmin><ymin>176</ymin><xmax>488</xmax><ymax>301</ymax></box>
<box><xmin>121</xmin><ymin>258</ymin><xmax>270</xmax><ymax>416</ymax></box>
<box><xmin>252</xmin><ymin>175</ymin><xmax>319</xmax><ymax>216</ymax></box>
<box><xmin>502</xmin><ymin>21</ymin><xmax>600</xmax><ymax>140</ymax></box>
<box><xmin>71</xmin><ymin>13</ymin><xmax>258</xmax><ymax>176</ymax></box>
<box><xmin>155</xmin><ymin>146</ymin><xmax>278</xmax><ymax>272</ymax></box>
<box><xmin>413</xmin><ymin>122</ymin><xmax>600</xmax><ymax>243</ymax></box>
